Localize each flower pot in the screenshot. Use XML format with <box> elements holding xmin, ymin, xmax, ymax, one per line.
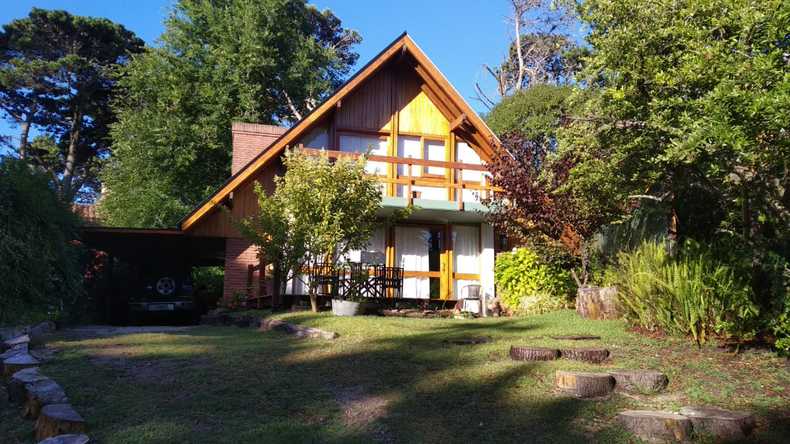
<box><xmin>331</xmin><ymin>299</ymin><xmax>379</xmax><ymax>316</ymax></box>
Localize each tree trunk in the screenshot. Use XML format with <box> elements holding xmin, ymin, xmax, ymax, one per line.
<box><xmin>18</xmin><ymin>115</ymin><xmax>32</xmax><ymax>160</ymax></box>
<box><xmin>61</xmin><ymin>110</ymin><xmax>82</xmax><ymax>201</ymax></box>
<box><xmin>271</xmin><ymin>263</ymin><xmax>282</xmax><ymax>309</ymax></box>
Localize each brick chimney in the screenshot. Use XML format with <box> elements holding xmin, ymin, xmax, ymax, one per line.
<box><xmin>231</xmin><ymin>122</ymin><xmax>288</xmax><ymax>175</ymax></box>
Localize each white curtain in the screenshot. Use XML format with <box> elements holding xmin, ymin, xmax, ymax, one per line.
<box><xmin>339</xmin><ymin>134</ymin><xmax>388</xmax><ymax>176</ymax></box>
<box><xmin>343</xmin><ymin>226</ymin><xmax>386</xmax><ymax>264</ymax></box>
<box><xmin>456</xmin><ymin>141</ymin><xmax>490</xmax><ymax>202</ymax></box>
<box><xmin>397</xmin><ymin>136</ymin><xmax>445</xmax><ymax>200</ymax></box>
<box><xmin>453</xmin><ymin>225</ymin><xmax>480</xmax><ymax>299</ymax></box>
<box><xmin>424</xmin><ymin>139</ymin><xmax>446</xmax><ymax>176</ymax></box>
<box><xmin>395</xmin><ymin>226</ymin><xmax>430</xmax><ymax>299</ymax></box>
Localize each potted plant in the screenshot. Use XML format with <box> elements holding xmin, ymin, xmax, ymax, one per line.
<box><xmin>331</xmin><ymin>265</ymin><xmax>380</xmax><ymax>316</ymax></box>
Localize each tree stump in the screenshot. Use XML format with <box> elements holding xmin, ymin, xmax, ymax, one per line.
<box><xmin>576</xmin><ymin>286</ymin><xmax>621</xmax><ymax>320</ymax></box>
<box><xmin>2</xmin><ymin>353</ymin><xmax>40</xmax><ymax>380</ymax></box>
<box><xmin>678</xmin><ymin>406</ymin><xmax>756</xmax><ymax>441</ymax></box>
<box><xmin>39</xmin><ymin>434</ymin><xmax>91</xmax><ymax>444</ymax></box>
<box><xmin>7</xmin><ymin>367</ymin><xmax>48</xmax><ymax>404</ymax></box>
<box><xmin>609</xmin><ymin>369</ymin><xmax>668</xmax><ymax>394</ymax></box>
<box><xmin>29</xmin><ymin>321</ymin><xmax>56</xmax><ymax>346</ymax></box>
<box><xmin>549</xmin><ymin>335</ymin><xmax>601</xmax><ymax>340</ymax></box>
<box><xmin>560</xmin><ymin>348</ymin><xmax>610</xmax><ymax>363</ymax></box>
<box><xmin>24</xmin><ymin>379</ymin><xmax>68</xmax><ymax>419</ymax></box>
<box><xmin>35</xmin><ymin>404</ymin><xmax>86</xmax><ymax>441</ymax></box>
<box><xmin>0</xmin><ymin>343</ymin><xmax>29</xmax><ymax>360</ymax></box>
<box><xmin>555</xmin><ymin>371</ymin><xmax>615</xmax><ymax>398</ymax></box>
<box><xmin>509</xmin><ymin>346</ymin><xmax>560</xmax><ymax>361</ymax></box>
<box><xmin>2</xmin><ymin>334</ymin><xmax>30</xmax><ymax>351</ymax></box>
<box><xmin>617</xmin><ymin>410</ymin><xmax>692</xmax><ymax>443</ymax></box>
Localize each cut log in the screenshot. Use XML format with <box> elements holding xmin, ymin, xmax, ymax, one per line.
<box><xmin>576</xmin><ymin>286</ymin><xmax>621</xmax><ymax>320</ymax></box>
<box><xmin>38</xmin><ymin>434</ymin><xmax>91</xmax><ymax>444</ymax></box>
<box><xmin>24</xmin><ymin>379</ymin><xmax>68</xmax><ymax>419</ymax></box>
<box><xmin>509</xmin><ymin>346</ymin><xmax>560</xmax><ymax>361</ymax></box>
<box><xmin>560</xmin><ymin>348</ymin><xmax>610</xmax><ymax>363</ymax></box>
<box><xmin>549</xmin><ymin>335</ymin><xmax>601</xmax><ymax>340</ymax></box>
<box><xmin>8</xmin><ymin>367</ymin><xmax>48</xmax><ymax>404</ymax></box>
<box><xmin>609</xmin><ymin>369</ymin><xmax>668</xmax><ymax>394</ymax></box>
<box><xmin>28</xmin><ymin>321</ymin><xmax>56</xmax><ymax>346</ymax></box>
<box><xmin>2</xmin><ymin>353</ymin><xmax>40</xmax><ymax>380</ymax></box>
<box><xmin>617</xmin><ymin>410</ymin><xmax>692</xmax><ymax>443</ymax></box>
<box><xmin>3</xmin><ymin>334</ymin><xmax>30</xmax><ymax>349</ymax></box>
<box><xmin>259</xmin><ymin>319</ymin><xmax>338</xmax><ymax>340</ymax></box>
<box><xmin>679</xmin><ymin>406</ymin><xmax>756</xmax><ymax>441</ymax></box>
<box><xmin>555</xmin><ymin>371</ymin><xmax>615</xmax><ymax>398</ymax></box>
<box><xmin>35</xmin><ymin>404</ymin><xmax>86</xmax><ymax>441</ymax></box>
<box><xmin>0</xmin><ymin>343</ymin><xmax>29</xmax><ymax>360</ymax></box>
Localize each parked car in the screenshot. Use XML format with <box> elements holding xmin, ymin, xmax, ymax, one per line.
<box><xmin>128</xmin><ymin>269</ymin><xmax>196</xmax><ymax>324</ymax></box>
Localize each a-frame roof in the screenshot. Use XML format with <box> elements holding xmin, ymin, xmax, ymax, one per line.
<box><xmin>180</xmin><ymin>32</ymin><xmax>500</xmax><ymax>231</ymax></box>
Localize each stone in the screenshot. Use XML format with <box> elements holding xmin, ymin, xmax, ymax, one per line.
<box><xmin>509</xmin><ymin>346</ymin><xmax>561</xmax><ymax>361</ymax></box>
<box><xmin>555</xmin><ymin>370</ymin><xmax>615</xmax><ymax>398</ymax></box>
<box><xmin>679</xmin><ymin>406</ymin><xmax>756</xmax><ymax>441</ymax></box>
<box><xmin>576</xmin><ymin>286</ymin><xmax>621</xmax><ymax>320</ymax></box>
<box><xmin>38</xmin><ymin>434</ymin><xmax>91</xmax><ymax>444</ymax></box>
<box><xmin>2</xmin><ymin>352</ymin><xmax>40</xmax><ymax>379</ymax></box>
<box><xmin>609</xmin><ymin>369</ymin><xmax>669</xmax><ymax>394</ymax></box>
<box><xmin>8</xmin><ymin>367</ymin><xmax>48</xmax><ymax>403</ymax></box>
<box><xmin>560</xmin><ymin>347</ymin><xmax>610</xmax><ymax>364</ymax></box>
<box><xmin>24</xmin><ymin>379</ymin><xmax>69</xmax><ymax>419</ymax></box>
<box><xmin>549</xmin><ymin>335</ymin><xmax>601</xmax><ymax>340</ymax></box>
<box><xmin>35</xmin><ymin>404</ymin><xmax>86</xmax><ymax>441</ymax></box>
<box><xmin>617</xmin><ymin>410</ymin><xmax>693</xmax><ymax>443</ymax></box>
<box><xmin>259</xmin><ymin>319</ymin><xmax>338</xmax><ymax>340</ymax></box>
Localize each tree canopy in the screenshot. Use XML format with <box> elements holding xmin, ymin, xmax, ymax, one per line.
<box><xmin>100</xmin><ymin>0</ymin><xmax>361</xmax><ymax>228</ymax></box>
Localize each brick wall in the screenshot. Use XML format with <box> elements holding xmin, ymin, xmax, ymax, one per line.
<box><xmin>231</xmin><ymin>122</ymin><xmax>288</xmax><ymax>175</ymax></box>
<box><xmin>223</xmin><ymin>238</ymin><xmax>258</xmax><ymax>301</ymax></box>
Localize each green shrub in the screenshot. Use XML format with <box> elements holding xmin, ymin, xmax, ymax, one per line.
<box><xmin>495</xmin><ymin>248</ymin><xmax>574</xmax><ymax>314</ymax></box>
<box><xmin>609</xmin><ymin>241</ymin><xmax>758</xmax><ymax>344</ymax></box>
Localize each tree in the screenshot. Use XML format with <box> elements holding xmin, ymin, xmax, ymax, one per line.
<box><xmin>236</xmin><ymin>150</ymin><xmax>383</xmax><ymax>311</ymax></box>
<box><xmin>100</xmin><ymin>0</ymin><xmax>361</xmax><ymax>227</ymax></box>
<box><xmin>0</xmin><ymin>8</ymin><xmax>144</xmax><ymax>201</ymax></box>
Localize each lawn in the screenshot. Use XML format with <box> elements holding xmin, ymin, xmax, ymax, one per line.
<box><xmin>2</xmin><ymin>310</ymin><xmax>789</xmax><ymax>443</ymax></box>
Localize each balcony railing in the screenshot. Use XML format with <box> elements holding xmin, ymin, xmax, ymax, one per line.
<box><xmin>299</xmin><ymin>147</ymin><xmax>496</xmax><ymax>210</ymax></box>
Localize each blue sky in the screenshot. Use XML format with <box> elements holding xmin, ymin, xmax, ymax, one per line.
<box><xmin>0</xmin><ymin>1</ymin><xmax>584</xmax><ymax>147</ymax></box>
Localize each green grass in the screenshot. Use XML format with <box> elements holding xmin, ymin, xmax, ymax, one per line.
<box><xmin>2</xmin><ymin>310</ymin><xmax>789</xmax><ymax>443</ymax></box>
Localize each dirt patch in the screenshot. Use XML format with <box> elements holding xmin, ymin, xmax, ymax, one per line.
<box><xmin>334</xmin><ymin>386</ymin><xmax>394</xmax><ymax>442</ymax></box>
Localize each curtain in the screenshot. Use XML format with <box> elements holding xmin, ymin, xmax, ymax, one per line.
<box><xmin>453</xmin><ymin>225</ymin><xmax>480</xmax><ymax>299</ymax></box>
<box><xmin>456</xmin><ymin>141</ymin><xmax>490</xmax><ymax>202</ymax></box>
<box><xmin>339</xmin><ymin>134</ymin><xmax>388</xmax><ymax>176</ymax></box>
<box><xmin>397</xmin><ymin>136</ymin><xmax>445</xmax><ymax>200</ymax></box>
<box><xmin>395</xmin><ymin>226</ymin><xmax>430</xmax><ymax>299</ymax></box>
<box><xmin>344</xmin><ymin>226</ymin><xmax>386</xmax><ymax>264</ymax></box>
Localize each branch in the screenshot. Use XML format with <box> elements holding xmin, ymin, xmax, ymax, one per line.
<box><xmin>282</xmin><ymin>90</ymin><xmax>303</xmax><ymax>121</ymax></box>
<box><xmin>473</xmin><ymin>82</ymin><xmax>497</xmax><ymax>110</ymax></box>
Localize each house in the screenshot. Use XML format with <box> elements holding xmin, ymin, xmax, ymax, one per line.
<box><xmin>178</xmin><ymin>33</ymin><xmax>503</xmax><ymax>303</ymax></box>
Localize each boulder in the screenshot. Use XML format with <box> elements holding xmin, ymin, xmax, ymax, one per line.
<box><xmin>2</xmin><ymin>353</ymin><xmax>40</xmax><ymax>379</ymax></box>
<box><xmin>679</xmin><ymin>406</ymin><xmax>756</xmax><ymax>441</ymax></box>
<box><xmin>617</xmin><ymin>410</ymin><xmax>693</xmax><ymax>443</ymax></box>
<box><xmin>509</xmin><ymin>346</ymin><xmax>560</xmax><ymax>361</ymax></box>
<box><xmin>35</xmin><ymin>404</ymin><xmax>86</xmax><ymax>441</ymax></box>
<box><xmin>560</xmin><ymin>347</ymin><xmax>610</xmax><ymax>364</ymax></box>
<box><xmin>576</xmin><ymin>286</ymin><xmax>621</xmax><ymax>320</ymax></box>
<box><xmin>7</xmin><ymin>367</ymin><xmax>48</xmax><ymax>404</ymax></box>
<box><xmin>38</xmin><ymin>434</ymin><xmax>91</xmax><ymax>444</ymax></box>
<box><xmin>609</xmin><ymin>369</ymin><xmax>669</xmax><ymax>394</ymax></box>
<box><xmin>24</xmin><ymin>379</ymin><xmax>68</xmax><ymax>419</ymax></box>
<box><xmin>555</xmin><ymin>371</ymin><xmax>615</xmax><ymax>398</ymax></box>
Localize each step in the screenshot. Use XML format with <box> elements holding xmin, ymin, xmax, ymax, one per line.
<box><xmin>617</xmin><ymin>410</ymin><xmax>692</xmax><ymax>443</ymax></box>
<box><xmin>509</xmin><ymin>346</ymin><xmax>560</xmax><ymax>361</ymax></box>
<box><xmin>609</xmin><ymin>369</ymin><xmax>668</xmax><ymax>394</ymax></box>
<box><xmin>559</xmin><ymin>347</ymin><xmax>610</xmax><ymax>363</ymax></box>
<box><xmin>679</xmin><ymin>406</ymin><xmax>756</xmax><ymax>441</ymax></box>
<box><xmin>555</xmin><ymin>370</ymin><xmax>615</xmax><ymax>398</ymax></box>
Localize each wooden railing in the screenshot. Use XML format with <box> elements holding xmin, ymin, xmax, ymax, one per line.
<box><xmin>298</xmin><ymin>147</ymin><xmax>496</xmax><ymax>209</ymax></box>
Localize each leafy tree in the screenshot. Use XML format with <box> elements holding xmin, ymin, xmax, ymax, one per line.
<box><xmin>0</xmin><ymin>157</ymin><xmax>82</xmax><ymax>324</ymax></box>
<box><xmin>486</xmin><ymin>83</ymin><xmax>572</xmax><ymax>139</ymax></box>
<box><xmin>0</xmin><ymin>8</ymin><xmax>144</xmax><ymax>201</ymax></box>
<box><xmin>236</xmin><ymin>150</ymin><xmax>383</xmax><ymax>311</ymax></box>
<box><xmin>101</xmin><ymin>0</ymin><xmax>361</xmax><ymax>227</ymax></box>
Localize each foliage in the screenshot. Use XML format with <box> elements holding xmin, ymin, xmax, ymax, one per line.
<box><xmin>100</xmin><ymin>0</ymin><xmax>360</xmax><ymax>227</ymax></box>
<box><xmin>0</xmin><ymin>157</ymin><xmax>82</xmax><ymax>324</ymax></box>
<box><xmin>0</xmin><ymin>8</ymin><xmax>144</xmax><ymax>201</ymax></box>
<box><xmin>236</xmin><ymin>150</ymin><xmax>384</xmax><ymax>308</ymax></box>
<box><xmin>486</xmin><ymin>84</ymin><xmax>572</xmax><ymax>139</ymax></box>
<box><xmin>608</xmin><ymin>241</ymin><xmax>759</xmax><ymax>345</ymax></box>
<box><xmin>494</xmin><ymin>247</ymin><xmax>574</xmax><ymax>314</ymax></box>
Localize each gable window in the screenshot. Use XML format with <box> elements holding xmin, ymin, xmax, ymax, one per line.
<box><xmin>455</xmin><ymin>140</ymin><xmax>490</xmax><ymax>203</ymax></box>
<box><xmin>423</xmin><ymin>139</ymin><xmax>446</xmax><ymax>177</ymax></box>
<box><xmin>338</xmin><ymin>133</ymin><xmax>388</xmax><ymax>176</ymax></box>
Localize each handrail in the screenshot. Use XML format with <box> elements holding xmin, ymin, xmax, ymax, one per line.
<box><xmin>298</xmin><ymin>147</ymin><xmax>489</xmax><ymax>172</ymax></box>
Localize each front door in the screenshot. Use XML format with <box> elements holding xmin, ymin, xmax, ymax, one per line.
<box><xmin>393</xmin><ymin>224</ymin><xmax>449</xmax><ymax>299</ymax></box>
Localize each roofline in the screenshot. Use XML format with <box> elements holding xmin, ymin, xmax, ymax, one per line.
<box><xmin>80</xmin><ymin>226</ymin><xmax>184</xmax><ymax>236</ymax></box>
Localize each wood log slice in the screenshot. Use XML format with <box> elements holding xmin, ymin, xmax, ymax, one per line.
<box><xmin>7</xmin><ymin>367</ymin><xmax>48</xmax><ymax>404</ymax></box>
<box><xmin>609</xmin><ymin>369</ymin><xmax>669</xmax><ymax>394</ymax></box>
<box><xmin>617</xmin><ymin>410</ymin><xmax>692</xmax><ymax>443</ymax></box>
<box><xmin>576</xmin><ymin>286</ymin><xmax>621</xmax><ymax>320</ymax></box>
<box><xmin>509</xmin><ymin>346</ymin><xmax>560</xmax><ymax>361</ymax></box>
<box><xmin>35</xmin><ymin>404</ymin><xmax>86</xmax><ymax>441</ymax></box>
<box><xmin>678</xmin><ymin>406</ymin><xmax>756</xmax><ymax>441</ymax></box>
<box><xmin>549</xmin><ymin>335</ymin><xmax>601</xmax><ymax>340</ymax></box>
<box><xmin>560</xmin><ymin>347</ymin><xmax>610</xmax><ymax>363</ymax></box>
<box><xmin>3</xmin><ymin>334</ymin><xmax>30</xmax><ymax>349</ymax></box>
<box><xmin>38</xmin><ymin>434</ymin><xmax>91</xmax><ymax>444</ymax></box>
<box><xmin>0</xmin><ymin>343</ymin><xmax>29</xmax><ymax>360</ymax></box>
<box><xmin>2</xmin><ymin>353</ymin><xmax>40</xmax><ymax>380</ymax></box>
<box><xmin>555</xmin><ymin>371</ymin><xmax>615</xmax><ymax>398</ymax></box>
<box><xmin>444</xmin><ymin>336</ymin><xmax>493</xmax><ymax>345</ymax></box>
<box><xmin>24</xmin><ymin>379</ymin><xmax>68</xmax><ymax>419</ymax></box>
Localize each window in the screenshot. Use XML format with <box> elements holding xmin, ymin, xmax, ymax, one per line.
<box><xmin>455</xmin><ymin>140</ymin><xmax>490</xmax><ymax>202</ymax></box>
<box><xmin>424</xmin><ymin>139</ymin><xmax>446</xmax><ymax>176</ymax></box>
<box><xmin>338</xmin><ymin>133</ymin><xmax>388</xmax><ymax>176</ymax></box>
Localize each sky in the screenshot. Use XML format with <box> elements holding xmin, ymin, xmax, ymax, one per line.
<box><xmin>0</xmin><ymin>0</ymin><xmax>585</xmax><ymax>148</ymax></box>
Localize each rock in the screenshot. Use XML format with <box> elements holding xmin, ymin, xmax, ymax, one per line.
<box><xmin>555</xmin><ymin>370</ymin><xmax>615</xmax><ymax>398</ymax></box>
<box><xmin>509</xmin><ymin>346</ymin><xmax>560</xmax><ymax>361</ymax></box>
<box><xmin>609</xmin><ymin>369</ymin><xmax>669</xmax><ymax>394</ymax></box>
<box><xmin>617</xmin><ymin>410</ymin><xmax>693</xmax><ymax>443</ymax></box>
<box><xmin>576</xmin><ymin>286</ymin><xmax>621</xmax><ymax>320</ymax></box>
<box><xmin>679</xmin><ymin>406</ymin><xmax>756</xmax><ymax>441</ymax></box>
<box><xmin>549</xmin><ymin>335</ymin><xmax>601</xmax><ymax>340</ymax></box>
<box><xmin>38</xmin><ymin>434</ymin><xmax>91</xmax><ymax>444</ymax></box>
<box><xmin>8</xmin><ymin>367</ymin><xmax>48</xmax><ymax>404</ymax></box>
<box><xmin>35</xmin><ymin>404</ymin><xmax>86</xmax><ymax>441</ymax></box>
<box><xmin>560</xmin><ymin>347</ymin><xmax>610</xmax><ymax>363</ymax></box>
<box><xmin>24</xmin><ymin>379</ymin><xmax>69</xmax><ymax>419</ymax></box>
<box><xmin>259</xmin><ymin>319</ymin><xmax>338</xmax><ymax>340</ymax></box>
<box><xmin>2</xmin><ymin>353</ymin><xmax>40</xmax><ymax>379</ymax></box>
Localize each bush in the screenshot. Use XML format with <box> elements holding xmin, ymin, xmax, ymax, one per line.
<box><xmin>0</xmin><ymin>158</ymin><xmax>82</xmax><ymax>325</ymax></box>
<box><xmin>495</xmin><ymin>248</ymin><xmax>574</xmax><ymax>314</ymax></box>
<box><xmin>608</xmin><ymin>241</ymin><xmax>759</xmax><ymax>344</ymax></box>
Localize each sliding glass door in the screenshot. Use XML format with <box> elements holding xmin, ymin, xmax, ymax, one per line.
<box><xmin>394</xmin><ymin>225</ymin><xmax>445</xmax><ymax>299</ymax></box>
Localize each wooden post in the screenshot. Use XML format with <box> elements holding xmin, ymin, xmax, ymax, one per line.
<box><xmin>457</xmin><ymin>168</ymin><xmax>465</xmax><ymax>211</ymax></box>
<box><xmin>246</xmin><ymin>264</ymin><xmax>254</xmax><ymax>304</ymax></box>
<box><xmin>407</xmin><ymin>160</ymin><xmax>413</xmax><ymax>205</ymax></box>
